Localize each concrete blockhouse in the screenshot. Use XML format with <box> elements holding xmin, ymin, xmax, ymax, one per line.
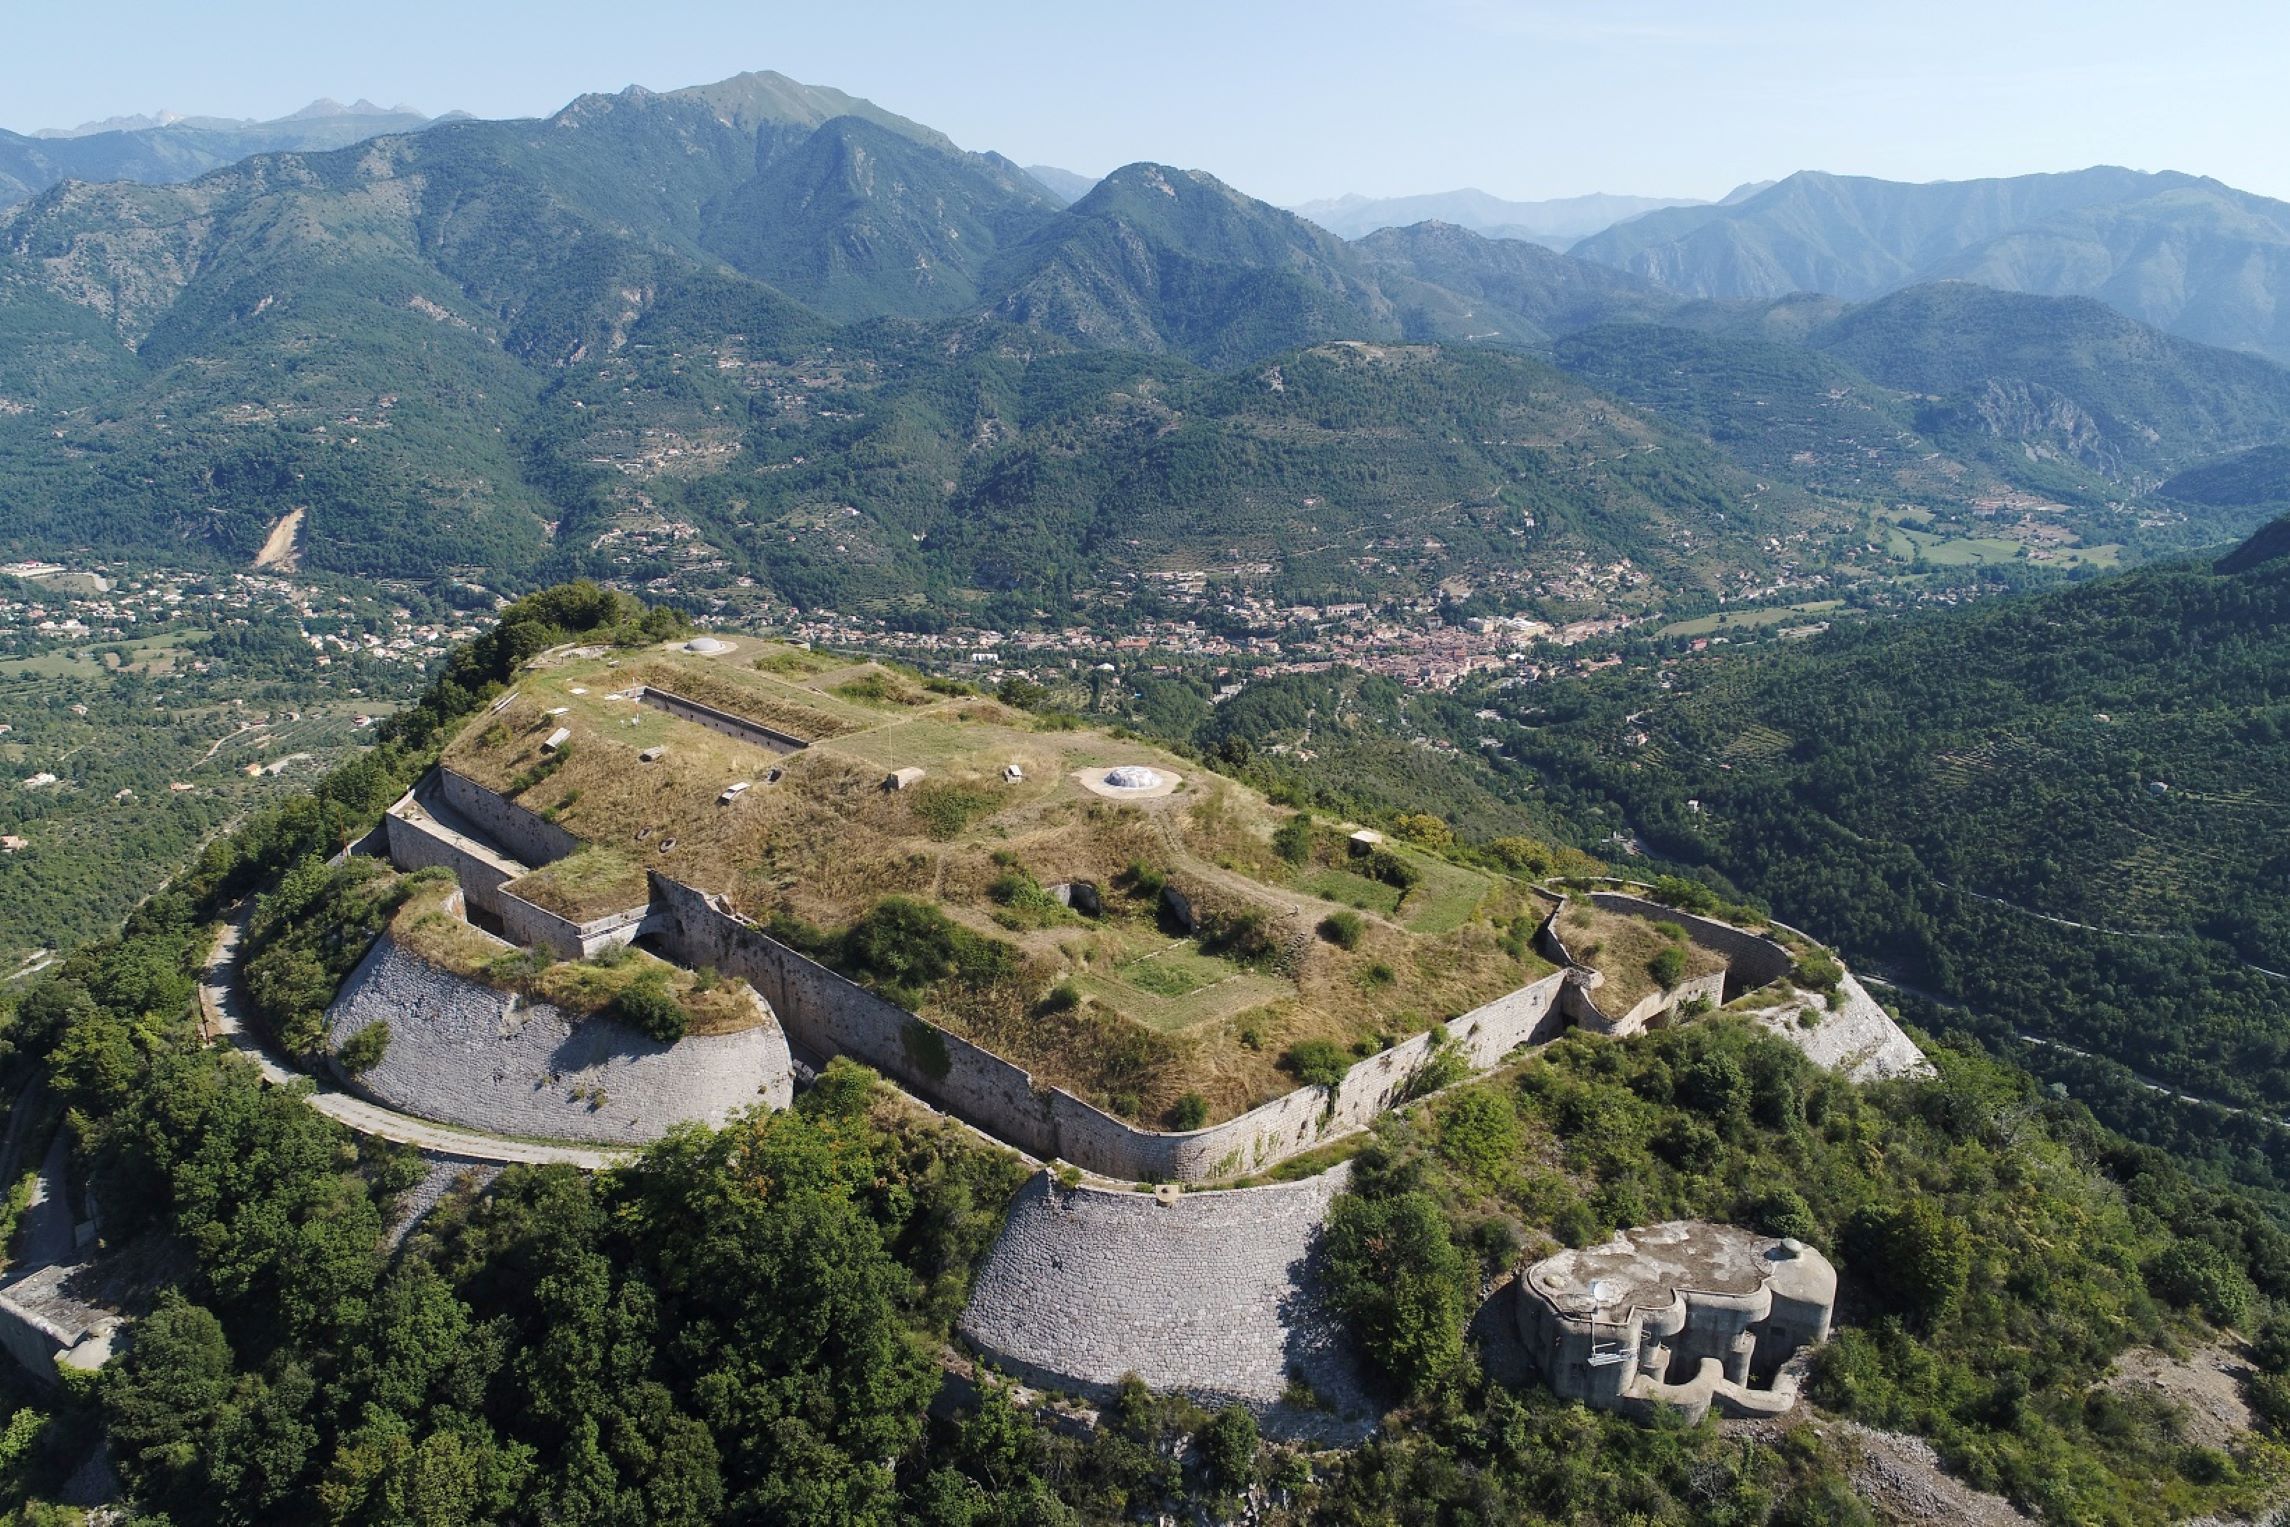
<box><xmin>1515</xmin><ymin>1221</ymin><xmax>1835</xmax><ymax>1423</ymax></box>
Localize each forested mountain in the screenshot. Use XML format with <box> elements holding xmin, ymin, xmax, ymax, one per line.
<box><xmin>697</xmin><ymin>115</ymin><xmax>1060</xmax><ymax>321</ymax></box>
<box><xmin>1292</xmin><ymin>186</ymin><xmax>1715</xmax><ymax>246</ymax></box>
<box><xmin>984</xmin><ymin>164</ymin><xmax>1408</xmax><ymax>365</ymax></box>
<box><xmin>1570</xmin><ymin>166</ymin><xmax>2290</xmax><ymax>364</ymax></box>
<box><xmin>0</xmin><ymin>100</ymin><xmax>449</xmax><ymax>210</ymax></box>
<box><xmin>2</xmin><ymin>69</ymin><xmax>2289</xmax><ymax>610</ymax></box>
<box><xmin>1809</xmin><ymin>284</ymin><xmax>2290</xmax><ymax>485</ymax></box>
<box><xmin>1350</xmin><ymin>221</ymin><xmax>1680</xmax><ymax>345</ymax></box>
<box><xmin>1471</xmin><ymin>517</ymin><xmax>2290</xmax><ymax>1174</ymax></box>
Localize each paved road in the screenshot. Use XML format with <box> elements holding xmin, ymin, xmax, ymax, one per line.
<box><xmin>200</xmin><ymin>913</ymin><xmax>628</xmax><ymax>1171</ymax></box>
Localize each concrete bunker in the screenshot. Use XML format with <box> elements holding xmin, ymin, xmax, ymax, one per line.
<box><xmin>1515</xmin><ymin>1221</ymin><xmax>1835</xmax><ymax>1424</ymax></box>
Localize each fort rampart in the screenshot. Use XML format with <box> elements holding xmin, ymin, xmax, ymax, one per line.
<box><xmin>635</xmin><ymin>686</ymin><xmax>810</xmax><ymax>754</ymax></box>
<box><xmin>645</xmin><ymin>874</ymin><xmax>1569</xmax><ymax>1182</ymax></box>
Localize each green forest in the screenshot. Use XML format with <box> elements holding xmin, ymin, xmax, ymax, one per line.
<box><xmin>0</xmin><ymin>586</ymin><xmax>2274</xmax><ymax>1522</ymax></box>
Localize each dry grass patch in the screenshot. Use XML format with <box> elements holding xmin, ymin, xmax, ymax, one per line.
<box><xmin>622</xmin><ymin>658</ymin><xmax>858</xmax><ymax>740</ymax></box>
<box><xmin>1557</xmin><ymin>901</ymin><xmax>1728</xmax><ymax>1014</ymax></box>
<box><xmin>507</xmin><ymin>847</ymin><xmax>649</xmax><ymax>920</ymax></box>
<box><xmin>387</xmin><ymin>889</ymin><xmax>764</xmax><ymax>1035</ymax></box>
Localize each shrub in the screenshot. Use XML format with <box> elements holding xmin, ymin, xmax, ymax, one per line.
<box><xmin>1743</xmin><ymin>1186</ymin><xmax>1820</xmax><ymax>1242</ymax></box>
<box><xmin>2148</xmin><ymin>1239</ymin><xmax>2256</xmax><ymax>1326</ymax></box>
<box><xmin>1322</xmin><ymin>1190</ymin><xmax>1471</xmax><ymax>1396</ymax></box>
<box><xmin>1364</xmin><ymin>961</ymin><xmax>1397</xmax><ymax>987</ymax></box>
<box><xmin>1363</xmin><ymin>850</ymin><xmax>1420</xmax><ymax>890</ymax></box>
<box><xmin>1167</xmin><ymin>1092</ymin><xmax>1209</xmax><ymax>1131</ymax></box>
<box><xmin>1488</xmin><ymin>836</ymin><xmax>1553</xmax><ymax>875</ymax></box>
<box><xmin>1200</xmin><ymin>906</ymin><xmax>1278</xmax><ymax>963</ymax></box>
<box><xmin>611</xmin><ymin>970</ymin><xmax>688</xmax><ymax>1043</ymax></box>
<box><xmin>1843</xmin><ymin>1200</ymin><xmax>1969</xmax><ymax>1326</ymax></box>
<box><xmin>1677</xmin><ymin>1051</ymin><xmax>1748</xmax><ymax>1117</ymax></box>
<box><xmin>1198</xmin><ymin>1405</ymin><xmax>1257</xmax><ymax>1492</ymax></box>
<box><xmin>1649</xmin><ymin>944</ymin><xmax>1688</xmax><ymax>989</ymax></box>
<box><xmin>839</xmin><ymin>897</ymin><xmax>1021</xmax><ymax>1001</ymax></box>
<box><xmin>1406</xmin><ymin>1040</ymin><xmax>1473</xmax><ymax>1101</ymax></box>
<box><xmin>1272</xmin><ymin>813</ymin><xmax>1315</xmax><ymax>865</ymax></box>
<box><xmin>336</xmin><ymin>1021</ymin><xmax>389</xmax><ymax>1076</ymax></box>
<box><xmin>1319</xmin><ymin>910</ymin><xmax>1364</xmax><ymax>949</ymax></box>
<box><xmin>1037</xmin><ymin>980</ymin><xmax>1083</xmax><ymax>1015</ymax></box>
<box><xmin>2249</xmin><ymin>1372</ymin><xmax>2290</xmax><ymax>1437</ymax></box>
<box><xmin>1392</xmin><ymin>813</ymin><xmax>1452</xmax><ymax>848</ymax></box>
<box><xmin>996</xmin><ymin>676</ymin><xmax>1052</xmax><ymax>711</ymax></box>
<box><xmin>1123</xmin><ymin>862</ymin><xmax>1168</xmax><ymax>901</ymax></box>
<box><xmin>1650</xmin><ymin>875</ymin><xmax>1722</xmax><ymax>914</ymax></box>
<box><xmin>1794</xmin><ymin>949</ymin><xmax>1845</xmax><ymax>991</ymax></box>
<box><xmin>1435</xmin><ymin>1089</ymin><xmax>1520</xmax><ymax>1178</ymax></box>
<box><xmin>1284</xmin><ymin>1039</ymin><xmax>1354</xmax><ymax>1090</ymax></box>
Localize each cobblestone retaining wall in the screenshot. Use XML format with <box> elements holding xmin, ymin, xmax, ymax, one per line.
<box><xmin>958</xmin><ymin>1167</ymin><xmax>1375</xmax><ymax>1442</ymax></box>
<box><xmin>323</xmin><ymin>934</ymin><xmax>794</xmax><ymax>1144</ymax></box>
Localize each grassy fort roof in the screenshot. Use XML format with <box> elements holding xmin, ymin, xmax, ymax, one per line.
<box><xmin>438</xmin><ymin>637</ymin><xmax>1556</xmax><ymax>1125</ymax></box>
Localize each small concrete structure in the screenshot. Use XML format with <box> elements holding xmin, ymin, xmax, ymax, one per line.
<box><xmin>1516</xmin><ymin>1221</ymin><xmax>1835</xmax><ymax>1423</ymax></box>
<box><xmin>683</xmin><ymin>636</ymin><xmax>736</xmax><ymax>656</ymax></box>
<box><xmin>885</xmin><ymin>766</ymin><xmax>927</xmax><ymax>790</ymax></box>
<box><xmin>1348</xmin><ymin>828</ymin><xmax>1385</xmax><ymax>850</ymax></box>
<box><xmin>638</xmin><ymin>745</ymin><xmax>666</xmax><ymax>763</ymax></box>
<box><xmin>1075</xmin><ymin>764</ymin><xmax>1183</xmax><ymax>800</ymax></box>
<box><xmin>541</xmin><ymin>727</ymin><xmax>571</xmax><ymax>753</ymax></box>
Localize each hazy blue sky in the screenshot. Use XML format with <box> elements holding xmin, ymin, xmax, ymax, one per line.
<box><xmin>8</xmin><ymin>0</ymin><xmax>2287</xmax><ymax>204</ymax></box>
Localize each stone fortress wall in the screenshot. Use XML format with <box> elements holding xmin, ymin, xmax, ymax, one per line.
<box><xmin>382</xmin><ymin>765</ymin><xmax>1911</xmax><ymax>1181</ymax></box>
<box><xmin>958</xmin><ymin>1166</ymin><xmax>1375</xmax><ymax>1444</ymax></box>
<box><xmin>323</xmin><ymin>926</ymin><xmax>794</xmax><ymax>1145</ymax></box>
<box><xmin>646</xmin><ymin>875</ymin><xmax>1572</xmax><ymax>1183</ymax></box>
<box><xmin>1586</xmin><ymin>891</ymin><xmax>1796</xmax><ymax>996</ymax></box>
<box><xmin>436</xmin><ymin>767</ymin><xmax>581</xmax><ymax>869</ymax></box>
<box><xmin>1539</xmin><ymin>887</ymin><xmax>1793</xmax><ymax>1037</ymax></box>
<box><xmin>635</xmin><ymin>686</ymin><xmax>811</xmax><ymax>755</ymax></box>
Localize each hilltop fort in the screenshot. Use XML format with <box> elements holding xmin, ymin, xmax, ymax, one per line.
<box><xmin>312</xmin><ymin>631</ymin><xmax>1928</xmax><ymax>1431</ymax></box>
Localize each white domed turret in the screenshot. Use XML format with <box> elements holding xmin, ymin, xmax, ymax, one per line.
<box><xmin>1103</xmin><ymin>765</ymin><xmax>1163</xmax><ymax>791</ymax></box>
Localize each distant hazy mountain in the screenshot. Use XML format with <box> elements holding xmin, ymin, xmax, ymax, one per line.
<box><xmin>0</xmin><ymin>99</ymin><xmax>450</xmax><ymax>209</ymax></box>
<box><xmin>700</xmin><ymin>115</ymin><xmax>1060</xmax><ymax>321</ymax></box>
<box><xmin>1806</xmin><ymin>283</ymin><xmax>2290</xmax><ymax>483</ymax></box>
<box><xmin>33</xmin><ymin>98</ymin><xmax>431</xmax><ymax>138</ymax></box>
<box><xmin>1022</xmin><ymin>164</ymin><xmax>1099</xmax><ymax>205</ymax></box>
<box><xmin>1351</xmin><ymin>221</ymin><xmax>1680</xmax><ymax>345</ymax></box>
<box><xmin>1570</xmin><ymin>167</ymin><xmax>2290</xmax><ymax>365</ymax></box>
<box><xmin>986</xmin><ymin>163</ymin><xmax>1409</xmax><ymax>366</ymax></box>
<box><xmin>1292</xmin><ymin>186</ymin><xmax>1768</xmax><ymax>247</ymax></box>
<box><xmin>2164</xmin><ymin>444</ymin><xmax>2290</xmax><ymax>511</ymax></box>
